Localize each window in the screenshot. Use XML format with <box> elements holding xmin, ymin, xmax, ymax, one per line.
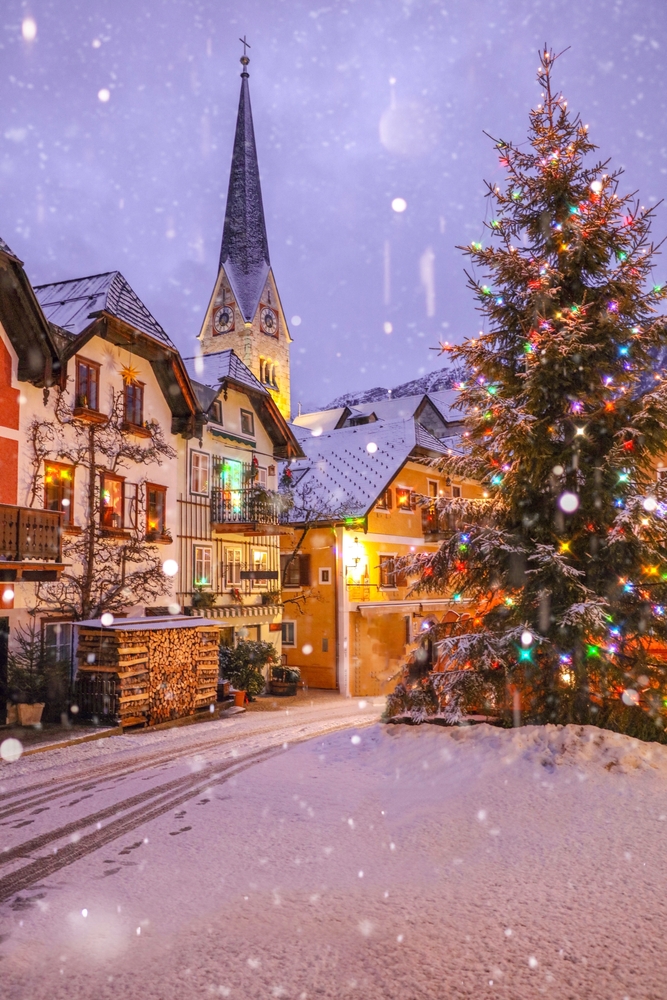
<box><xmin>43</xmin><ymin>621</ymin><xmax>73</xmax><ymax>670</ymax></box>
<box><xmin>209</xmin><ymin>400</ymin><xmax>223</xmax><ymax>424</ymax></box>
<box><xmin>147</xmin><ymin>484</ymin><xmax>167</xmax><ymax>537</ymax></box>
<box><xmin>452</xmin><ymin>485</ymin><xmax>462</xmax><ymax>498</ymax></box>
<box><xmin>240</xmin><ymin>409</ymin><xmax>255</xmax><ymax>437</ymax></box>
<box><xmin>322</xmin><ymin>637</ymin><xmax>329</xmax><ymax>653</ymax></box>
<box><xmin>225</xmin><ymin>547</ymin><xmax>242</xmax><ymax>586</ymax></box>
<box><xmin>281</xmin><ymin>553</ymin><xmax>311</xmax><ymax>588</ymax></box>
<box><xmin>124</xmin><ymin>483</ymin><xmax>139</xmax><ymax>529</ymax></box>
<box><xmin>123</xmin><ymin>381</ymin><xmax>144</xmax><ymax>427</ymax></box>
<box><xmin>75</xmin><ymin>357</ymin><xmax>100</xmax><ymax>410</ymax></box>
<box><xmin>395</xmin><ymin>487</ymin><xmax>414</xmax><ymax>511</ymax></box>
<box><xmin>190</xmin><ymin>451</ymin><xmax>210</xmax><ymax>495</ymax></box>
<box><xmin>194</xmin><ymin>545</ymin><xmax>212</xmax><ymax>588</ymax></box>
<box><xmin>101</xmin><ymin>473</ymin><xmax>124</xmax><ymax>529</ymax></box>
<box><xmin>379</xmin><ymin>555</ymin><xmax>407</xmax><ymax>589</ymax></box>
<box><xmin>658</xmin><ymin>469</ymin><xmax>667</xmax><ymax>481</ymax></box>
<box><xmin>319</xmin><ymin>567</ymin><xmax>331</xmax><ymax>585</ymax></box>
<box><xmin>44</xmin><ymin>461</ymin><xmax>74</xmax><ymax>526</ymax></box>
<box><xmin>376</xmin><ymin>487</ymin><xmax>393</xmax><ymax>510</ymax></box>
<box><xmin>427</xmin><ymin>480</ymin><xmax>439</xmax><ymax>499</ymax></box>
<box><xmin>257</xmin><ymin>466</ymin><xmax>267</xmax><ymax>487</ymax></box>
<box><xmin>282</xmin><ymin>621</ymin><xmax>296</xmax><ymax>647</ymax></box>
<box><xmin>252</xmin><ymin>548</ymin><xmax>268</xmax><ymax>588</ymax></box>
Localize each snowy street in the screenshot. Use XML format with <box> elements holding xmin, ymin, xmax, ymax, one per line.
<box><xmin>2</xmin><ymin>716</ymin><xmax>667</xmax><ymax>999</ymax></box>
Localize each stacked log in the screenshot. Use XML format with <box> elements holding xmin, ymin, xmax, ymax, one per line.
<box><xmin>75</xmin><ymin>619</ymin><xmax>220</xmax><ymax>728</ymax></box>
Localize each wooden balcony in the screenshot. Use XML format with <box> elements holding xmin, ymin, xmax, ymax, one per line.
<box><xmin>421</xmin><ymin>505</ymin><xmax>459</xmax><ymax>541</ymax></box>
<box><xmin>0</xmin><ymin>504</ymin><xmax>64</xmax><ymax>580</ymax></box>
<box><xmin>210</xmin><ymin>486</ymin><xmax>287</xmax><ymax>536</ymax></box>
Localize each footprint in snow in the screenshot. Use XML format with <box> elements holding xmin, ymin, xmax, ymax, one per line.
<box><xmin>169</xmin><ymin>826</ymin><xmax>192</xmax><ymax>836</ymax></box>
<box><xmin>118</xmin><ymin>840</ymin><xmax>143</xmax><ymax>855</ymax></box>
<box><xmin>11</xmin><ymin>820</ymin><xmax>34</xmax><ymax>829</ymax></box>
<box><xmin>30</xmin><ymin>807</ymin><xmax>50</xmax><ymax>815</ymax></box>
<box><xmin>102</xmin><ymin>867</ymin><xmax>122</xmax><ymax>877</ymax></box>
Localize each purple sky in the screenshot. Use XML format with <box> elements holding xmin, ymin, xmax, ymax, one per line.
<box><xmin>2</xmin><ymin>0</ymin><xmax>666</xmax><ymax>411</ymax></box>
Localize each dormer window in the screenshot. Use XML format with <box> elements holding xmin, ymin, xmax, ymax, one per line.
<box><xmin>75</xmin><ymin>357</ymin><xmax>99</xmax><ymax>411</ymax></box>
<box><xmin>240</xmin><ymin>409</ymin><xmax>255</xmax><ymax>437</ymax></box>
<box><xmin>209</xmin><ymin>400</ymin><xmax>223</xmax><ymax>424</ymax></box>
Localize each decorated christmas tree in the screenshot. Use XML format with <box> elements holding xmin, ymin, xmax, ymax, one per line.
<box><xmin>409</xmin><ymin>48</ymin><xmax>667</xmax><ymax>736</ymax></box>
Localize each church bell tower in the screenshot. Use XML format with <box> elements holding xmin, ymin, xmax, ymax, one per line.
<box><xmin>198</xmin><ymin>46</ymin><xmax>292</xmax><ymax>420</ymax></box>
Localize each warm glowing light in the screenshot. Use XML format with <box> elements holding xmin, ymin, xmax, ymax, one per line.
<box><xmin>559</xmin><ymin>541</ymin><xmax>570</xmax><ymax>553</ymax></box>
<box><xmin>22</xmin><ymin>17</ymin><xmax>37</xmax><ymax>41</ymax></box>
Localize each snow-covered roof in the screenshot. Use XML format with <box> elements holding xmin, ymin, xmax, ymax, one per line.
<box><xmin>34</xmin><ymin>271</ymin><xmax>175</xmax><ymax>348</ymax></box>
<box><xmin>219</xmin><ymin>71</ymin><xmax>271</xmax><ymax>323</ymax></box>
<box><xmin>182</xmin><ymin>349</ymin><xmax>268</xmax><ymax>397</ymax></box>
<box><xmin>0</xmin><ymin>235</ymin><xmax>19</xmax><ymax>260</ymax></box>
<box><xmin>292</xmin><ymin>407</ymin><xmax>349</xmax><ymax>434</ymax></box>
<box><xmin>283</xmin><ymin>418</ymin><xmax>449</xmax><ymax>522</ymax></box>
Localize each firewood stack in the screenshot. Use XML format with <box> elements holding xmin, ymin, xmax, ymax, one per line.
<box><xmin>75</xmin><ymin>617</ymin><xmax>220</xmax><ymax>727</ymax></box>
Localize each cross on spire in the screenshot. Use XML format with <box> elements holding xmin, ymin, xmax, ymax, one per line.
<box><xmin>239</xmin><ymin>35</ymin><xmax>251</xmax><ymax>57</ymax></box>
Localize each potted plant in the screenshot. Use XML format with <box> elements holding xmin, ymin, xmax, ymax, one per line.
<box><xmin>270</xmin><ymin>664</ymin><xmax>301</xmax><ymax>697</ymax></box>
<box><xmin>7</xmin><ymin>617</ymin><xmax>47</xmax><ymax>726</ymax></box>
<box><xmin>219</xmin><ymin>639</ymin><xmax>280</xmax><ymax>705</ymax></box>
<box><xmin>191</xmin><ymin>586</ymin><xmax>217</xmax><ymax>611</ymax></box>
<box><xmin>261</xmin><ymin>590</ymin><xmax>281</xmax><ymax>607</ymax></box>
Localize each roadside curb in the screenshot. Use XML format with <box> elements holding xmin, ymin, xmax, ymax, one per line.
<box><xmin>5</xmin><ymin>704</ymin><xmax>246</xmax><ymax>759</ymax></box>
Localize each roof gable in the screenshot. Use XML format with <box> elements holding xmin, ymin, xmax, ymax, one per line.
<box><xmin>35</xmin><ymin>271</ymin><xmax>175</xmax><ymax>349</ymax></box>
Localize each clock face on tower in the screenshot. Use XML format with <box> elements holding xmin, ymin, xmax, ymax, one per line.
<box><xmin>260</xmin><ymin>305</ymin><xmax>278</xmax><ymax>337</ymax></box>
<box><xmin>213</xmin><ymin>305</ymin><xmax>234</xmax><ymax>335</ymax></box>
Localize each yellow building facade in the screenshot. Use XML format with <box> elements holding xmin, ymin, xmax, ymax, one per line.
<box><xmin>280</xmin><ymin>409</ymin><xmax>483</xmax><ymax>696</ymax></box>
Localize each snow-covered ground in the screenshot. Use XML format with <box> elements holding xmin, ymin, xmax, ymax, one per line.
<box><xmin>2</xmin><ymin>719</ymin><xmax>667</xmax><ymax>999</ymax></box>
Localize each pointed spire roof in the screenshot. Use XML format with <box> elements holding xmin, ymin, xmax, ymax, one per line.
<box><xmin>219</xmin><ymin>56</ymin><xmax>270</xmax><ymax>322</ymax></box>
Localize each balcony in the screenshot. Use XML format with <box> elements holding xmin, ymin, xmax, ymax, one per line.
<box><xmin>0</xmin><ymin>504</ymin><xmax>64</xmax><ymax>580</ymax></box>
<box><xmin>421</xmin><ymin>505</ymin><xmax>460</xmax><ymax>541</ymax></box>
<box><xmin>210</xmin><ymin>486</ymin><xmax>286</xmax><ymax>535</ymax></box>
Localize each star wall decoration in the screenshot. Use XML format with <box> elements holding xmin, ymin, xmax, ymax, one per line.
<box><xmin>119</xmin><ymin>361</ymin><xmax>141</xmax><ymax>385</ymax></box>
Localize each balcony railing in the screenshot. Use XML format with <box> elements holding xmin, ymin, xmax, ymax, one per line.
<box><xmin>210</xmin><ymin>487</ymin><xmax>282</xmax><ymax>529</ymax></box>
<box><xmin>0</xmin><ymin>504</ymin><xmax>63</xmax><ymax>563</ymax></box>
<box><xmin>421</xmin><ymin>505</ymin><xmax>461</xmax><ymax>539</ymax></box>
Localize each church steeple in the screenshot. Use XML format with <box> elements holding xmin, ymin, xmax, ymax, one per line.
<box><xmin>197</xmin><ymin>44</ymin><xmax>292</xmax><ymax>421</ymax></box>
<box><xmin>219</xmin><ymin>54</ymin><xmax>270</xmax><ymax>322</ymax></box>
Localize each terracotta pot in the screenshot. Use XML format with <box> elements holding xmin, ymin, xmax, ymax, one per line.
<box><xmin>17</xmin><ymin>703</ymin><xmax>45</xmax><ymax>726</ymax></box>
<box><xmin>233</xmin><ymin>690</ymin><xmax>246</xmax><ymax>708</ymax></box>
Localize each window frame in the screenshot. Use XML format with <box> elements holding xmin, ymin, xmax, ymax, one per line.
<box><xmin>281</xmin><ymin>620</ymin><xmax>296</xmax><ymax>647</ymax></box>
<box><xmin>123</xmin><ymin>380</ymin><xmax>144</xmax><ymax>428</ymax></box>
<box><xmin>209</xmin><ymin>400</ymin><xmax>223</xmax><ymax>424</ymax></box>
<box><xmin>379</xmin><ymin>554</ymin><xmax>398</xmax><ymax>590</ymax></box>
<box><xmin>395</xmin><ymin>487</ymin><xmax>414</xmax><ymax>512</ymax></box>
<box><xmin>190</xmin><ymin>450</ymin><xmax>211</xmax><ymax>496</ymax></box>
<box><xmin>44</xmin><ymin>460</ymin><xmax>74</xmax><ymax>526</ymax></box>
<box><xmin>376</xmin><ymin>486</ymin><xmax>393</xmax><ymax>511</ymax></box>
<box><xmin>319</xmin><ymin>567</ymin><xmax>331</xmax><ymax>585</ymax></box>
<box><xmin>100</xmin><ymin>471</ymin><xmax>125</xmax><ymax>530</ymax></box>
<box><xmin>427</xmin><ymin>479</ymin><xmax>439</xmax><ymax>499</ymax></box>
<box><xmin>75</xmin><ymin>356</ymin><xmax>101</xmax><ymax>411</ymax></box>
<box><xmin>193</xmin><ymin>544</ymin><xmax>213</xmax><ymax>589</ymax></box>
<box><xmin>240</xmin><ymin>408</ymin><xmax>255</xmax><ymax>437</ymax></box>
<box><xmin>146</xmin><ymin>483</ymin><xmax>168</xmax><ymax>538</ymax></box>
<box><xmin>224</xmin><ymin>546</ymin><xmax>243</xmax><ymax>587</ymax></box>
<box><xmin>452</xmin><ymin>485</ymin><xmax>462</xmax><ymax>498</ymax></box>
<box><xmin>251</xmin><ymin>547</ymin><xmax>269</xmax><ymax>589</ymax></box>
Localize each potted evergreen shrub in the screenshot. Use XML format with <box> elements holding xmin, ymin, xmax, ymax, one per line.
<box><xmin>219</xmin><ymin>640</ymin><xmax>279</xmax><ymax>705</ymax></box>
<box><xmin>7</xmin><ymin>618</ymin><xmax>47</xmax><ymax>726</ymax></box>
<box><xmin>270</xmin><ymin>664</ymin><xmax>301</xmax><ymax>697</ymax></box>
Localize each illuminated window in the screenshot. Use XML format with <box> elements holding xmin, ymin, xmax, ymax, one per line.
<box><xmin>147</xmin><ymin>484</ymin><xmax>167</xmax><ymax>537</ymax></box>
<box><xmin>376</xmin><ymin>487</ymin><xmax>393</xmax><ymax>510</ymax></box>
<box><xmin>252</xmin><ymin>548</ymin><xmax>268</xmax><ymax>588</ymax></box>
<box><xmin>44</xmin><ymin>461</ymin><xmax>74</xmax><ymax>526</ymax></box>
<box><xmin>101</xmin><ymin>473</ymin><xmax>124</xmax><ymax>529</ymax></box>
<box><xmin>123</xmin><ymin>381</ymin><xmax>144</xmax><ymax>427</ymax></box>
<box><xmin>190</xmin><ymin>451</ymin><xmax>210</xmax><ymax>495</ymax></box>
<box><xmin>194</xmin><ymin>545</ymin><xmax>212</xmax><ymax>588</ymax></box>
<box><xmin>395</xmin><ymin>487</ymin><xmax>413</xmax><ymax>511</ymax></box>
<box><xmin>75</xmin><ymin>357</ymin><xmax>100</xmax><ymax>410</ymax></box>
<box><xmin>240</xmin><ymin>409</ymin><xmax>255</xmax><ymax>437</ymax></box>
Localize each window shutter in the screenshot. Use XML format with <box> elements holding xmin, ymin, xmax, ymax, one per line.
<box><xmin>299</xmin><ymin>553</ymin><xmax>311</xmax><ymax>587</ymax></box>
<box><xmin>386</xmin><ymin>487</ymin><xmax>393</xmax><ymax>509</ymax></box>
<box><xmin>409</xmin><ymin>490</ymin><xmax>417</xmax><ymax>511</ymax></box>
<box><xmin>395</xmin><ymin>560</ymin><xmax>407</xmax><ymax>588</ymax></box>
<box><xmin>280</xmin><ymin>554</ymin><xmax>289</xmax><ymax>581</ymax></box>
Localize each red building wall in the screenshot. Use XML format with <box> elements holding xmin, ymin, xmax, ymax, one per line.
<box><xmin>0</xmin><ymin>333</ymin><xmax>19</xmax><ymax>504</ymax></box>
